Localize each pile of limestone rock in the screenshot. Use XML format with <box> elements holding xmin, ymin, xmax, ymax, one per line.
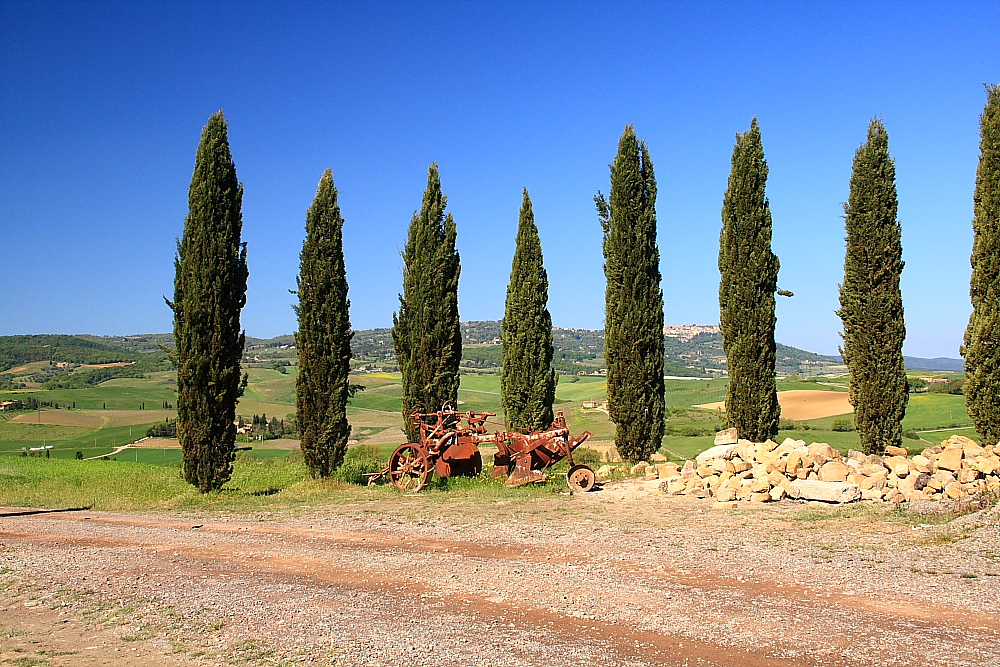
<box><xmin>634</xmin><ymin>428</ymin><xmax>1000</xmax><ymax>504</ymax></box>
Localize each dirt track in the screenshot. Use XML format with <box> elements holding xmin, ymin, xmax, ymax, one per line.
<box><xmin>2</xmin><ymin>480</ymin><xmax>1000</xmax><ymax>666</ymax></box>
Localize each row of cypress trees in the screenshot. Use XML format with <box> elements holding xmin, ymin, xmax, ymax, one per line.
<box><xmin>172</xmin><ymin>87</ymin><xmax>999</xmax><ymax>493</ymax></box>
<box><xmin>717</xmin><ymin>115</ymin><xmax>908</xmax><ymax>456</ymax></box>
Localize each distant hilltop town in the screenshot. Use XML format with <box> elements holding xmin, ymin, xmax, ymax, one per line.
<box><xmin>662</xmin><ymin>324</ymin><xmax>720</xmax><ymax>340</ymax></box>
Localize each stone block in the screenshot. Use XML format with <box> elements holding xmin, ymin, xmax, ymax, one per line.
<box><xmin>818</xmin><ymin>461</ymin><xmax>851</xmax><ymax>482</ymax></box>
<box><xmin>750</xmin><ymin>492</ymin><xmax>771</xmax><ymax>503</ymax></box>
<box><xmin>787</xmin><ymin>480</ymin><xmax>861</xmax><ymax>503</ymax></box>
<box><xmin>944</xmin><ymin>482</ymin><xmax>966</xmax><ymax>499</ymax></box>
<box><xmin>731</xmin><ymin>459</ymin><xmax>751</xmax><ymax>474</ymax></box>
<box><xmin>714</xmin><ymin>427</ymin><xmax>739</xmax><ymax>445</ymax></box>
<box><xmin>861</xmin><ymin>487</ymin><xmax>885</xmax><ymax>501</ymax></box>
<box><xmin>884</xmin><ymin>456</ymin><xmax>911</xmax><ymax>477</ymax></box>
<box><xmin>936</xmin><ymin>447</ymin><xmax>963</xmax><ymax>472</ymax></box>
<box><xmin>958</xmin><ymin>468</ymin><xmax>981</xmax><ymax>484</ymax></box>
<box><xmin>696</xmin><ymin>444</ymin><xmax>738</xmax><ymax>464</ymax></box>
<box><xmin>884</xmin><ymin>445</ymin><xmax>909</xmax><ymax>457</ymax></box>
<box><xmin>715</xmin><ymin>487</ymin><xmax>737</xmax><ymax>502</ymax></box>
<box><xmin>808</xmin><ymin>443</ymin><xmax>840</xmax><ymax>463</ymax></box>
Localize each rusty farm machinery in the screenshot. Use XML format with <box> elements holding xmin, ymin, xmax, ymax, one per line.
<box><xmin>372</xmin><ymin>404</ymin><xmax>596</xmax><ymax>493</ymax></box>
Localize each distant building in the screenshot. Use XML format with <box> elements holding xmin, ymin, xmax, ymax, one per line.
<box><xmin>582</xmin><ymin>400</ymin><xmax>609</xmax><ymax>410</ymax></box>
<box><xmin>917</xmin><ymin>376</ymin><xmax>950</xmax><ymax>384</ymax></box>
<box><xmin>0</xmin><ymin>400</ymin><xmax>24</xmax><ymax>411</ymax></box>
<box><xmin>663</xmin><ymin>324</ymin><xmax>720</xmax><ymax>341</ymax></box>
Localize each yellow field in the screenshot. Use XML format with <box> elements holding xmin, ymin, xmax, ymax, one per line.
<box><xmin>695</xmin><ymin>389</ymin><xmax>854</xmax><ymax>420</ymax></box>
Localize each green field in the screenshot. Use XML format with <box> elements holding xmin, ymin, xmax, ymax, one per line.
<box><xmin>0</xmin><ymin>366</ymin><xmax>983</xmax><ymax>470</ymax></box>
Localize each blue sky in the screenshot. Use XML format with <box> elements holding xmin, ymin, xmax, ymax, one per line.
<box><xmin>1</xmin><ymin>1</ymin><xmax>997</xmax><ymax>358</ymax></box>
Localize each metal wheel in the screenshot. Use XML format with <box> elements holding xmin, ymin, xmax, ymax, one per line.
<box><xmin>567</xmin><ymin>464</ymin><xmax>596</xmax><ymax>493</ymax></box>
<box><xmin>388</xmin><ymin>444</ymin><xmax>431</xmax><ymax>492</ymax></box>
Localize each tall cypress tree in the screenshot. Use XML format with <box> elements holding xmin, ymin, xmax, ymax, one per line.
<box><xmin>295</xmin><ymin>169</ymin><xmax>353</xmax><ymax>477</ymax></box>
<box><xmin>963</xmin><ymin>85</ymin><xmax>1000</xmax><ymax>444</ymax></box>
<box><xmin>595</xmin><ymin>125</ymin><xmax>665</xmax><ymax>462</ymax></box>
<box><xmin>168</xmin><ymin>111</ymin><xmax>248</xmax><ymax>493</ymax></box>
<box><xmin>837</xmin><ymin>119</ymin><xmax>907</xmax><ymax>455</ymax></box>
<box><xmin>392</xmin><ymin>164</ymin><xmax>462</xmax><ymax>442</ymax></box>
<box><xmin>501</xmin><ymin>189</ymin><xmax>557</xmax><ymax>432</ymax></box>
<box><xmin>719</xmin><ymin>118</ymin><xmax>781</xmax><ymax>442</ymax></box>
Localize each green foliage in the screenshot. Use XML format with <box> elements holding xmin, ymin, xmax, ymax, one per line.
<box><xmin>929</xmin><ymin>379</ymin><xmax>965</xmax><ymax>395</ymax></box>
<box><xmin>903</xmin><ymin>429</ymin><xmax>920</xmax><ymax>440</ymax></box>
<box><xmin>146</xmin><ymin>419</ymin><xmax>177</xmax><ymax>438</ymax></box>
<box><xmin>719</xmin><ymin>118</ymin><xmax>780</xmax><ymax>442</ymax></box>
<box><xmin>501</xmin><ymin>189</ymin><xmax>557</xmax><ymax>431</ymax></box>
<box><xmin>392</xmin><ymin>164</ymin><xmax>462</xmax><ymax>441</ymax></box>
<box><xmin>295</xmin><ymin>169</ymin><xmax>353</xmax><ymax>477</ymax></box>
<box><xmin>168</xmin><ymin>111</ymin><xmax>249</xmax><ymax>493</ymax></box>
<box><xmin>596</xmin><ymin>125</ymin><xmax>665</xmax><ymax>461</ymax></box>
<box><xmin>332</xmin><ymin>444</ymin><xmax>386</xmax><ymax>485</ymax></box>
<box><xmin>907</xmin><ymin>377</ymin><xmax>928</xmax><ymax>392</ymax></box>
<box><xmin>964</xmin><ymin>85</ymin><xmax>1000</xmax><ymax>444</ymax></box>
<box><xmin>0</xmin><ymin>334</ymin><xmax>131</xmax><ymax>372</ymax></box>
<box><xmin>570</xmin><ymin>446</ymin><xmax>602</xmax><ymax>465</ymax></box>
<box><xmin>831</xmin><ymin>418</ymin><xmax>855</xmax><ymax>432</ymax></box>
<box><xmin>837</xmin><ymin>119</ymin><xmax>908</xmax><ymax>455</ymax></box>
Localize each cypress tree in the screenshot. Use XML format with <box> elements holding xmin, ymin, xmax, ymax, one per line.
<box><xmin>837</xmin><ymin>119</ymin><xmax>907</xmax><ymax>455</ymax></box>
<box><xmin>501</xmin><ymin>189</ymin><xmax>557</xmax><ymax>432</ymax></box>
<box><xmin>392</xmin><ymin>164</ymin><xmax>462</xmax><ymax>442</ymax></box>
<box><xmin>295</xmin><ymin>169</ymin><xmax>353</xmax><ymax>477</ymax></box>
<box><xmin>595</xmin><ymin>125</ymin><xmax>665</xmax><ymax>462</ymax></box>
<box><xmin>168</xmin><ymin>111</ymin><xmax>248</xmax><ymax>493</ymax></box>
<box><xmin>719</xmin><ymin>118</ymin><xmax>781</xmax><ymax>442</ymax></box>
<box><xmin>963</xmin><ymin>85</ymin><xmax>1000</xmax><ymax>444</ymax></box>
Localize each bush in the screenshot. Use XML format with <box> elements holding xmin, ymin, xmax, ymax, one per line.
<box><xmin>571</xmin><ymin>447</ymin><xmax>602</xmax><ymax>465</ymax></box>
<box><xmin>903</xmin><ymin>429</ymin><xmax>920</xmax><ymax>440</ymax></box>
<box><xmin>333</xmin><ymin>445</ymin><xmax>386</xmax><ymax>485</ymax></box>
<box><xmin>831</xmin><ymin>418</ymin><xmax>854</xmax><ymax>432</ymax></box>
<box><xmin>778</xmin><ymin>418</ymin><xmax>797</xmax><ymax>431</ymax></box>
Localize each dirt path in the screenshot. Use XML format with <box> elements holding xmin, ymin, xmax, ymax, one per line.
<box><xmin>2</xmin><ymin>483</ymin><xmax>1000</xmax><ymax>666</ymax></box>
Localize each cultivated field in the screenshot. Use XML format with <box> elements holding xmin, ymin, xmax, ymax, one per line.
<box><xmin>696</xmin><ymin>388</ymin><xmax>855</xmax><ymax>420</ymax></box>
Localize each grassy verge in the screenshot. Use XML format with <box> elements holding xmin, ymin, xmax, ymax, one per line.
<box><xmin>0</xmin><ymin>454</ymin><xmax>581</xmax><ymax>514</ymax></box>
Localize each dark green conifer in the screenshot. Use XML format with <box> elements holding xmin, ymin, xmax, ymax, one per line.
<box><xmin>837</xmin><ymin>119</ymin><xmax>907</xmax><ymax>455</ymax></box>
<box><xmin>168</xmin><ymin>111</ymin><xmax>248</xmax><ymax>493</ymax></box>
<box><xmin>501</xmin><ymin>189</ymin><xmax>557</xmax><ymax>432</ymax></box>
<box><xmin>963</xmin><ymin>85</ymin><xmax>1000</xmax><ymax>444</ymax></box>
<box><xmin>595</xmin><ymin>125</ymin><xmax>665</xmax><ymax>462</ymax></box>
<box><xmin>392</xmin><ymin>164</ymin><xmax>462</xmax><ymax>441</ymax></box>
<box><xmin>295</xmin><ymin>169</ymin><xmax>353</xmax><ymax>477</ymax></box>
<box><xmin>719</xmin><ymin>118</ymin><xmax>781</xmax><ymax>442</ymax></box>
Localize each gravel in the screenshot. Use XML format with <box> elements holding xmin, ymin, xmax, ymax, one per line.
<box><xmin>2</xmin><ymin>478</ymin><xmax>1000</xmax><ymax>666</ymax></box>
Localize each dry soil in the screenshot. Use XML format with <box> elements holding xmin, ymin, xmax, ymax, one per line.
<box><xmin>2</xmin><ymin>479</ymin><xmax>999</xmax><ymax>667</ymax></box>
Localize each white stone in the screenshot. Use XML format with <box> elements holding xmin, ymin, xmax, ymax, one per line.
<box><xmin>787</xmin><ymin>480</ymin><xmax>861</xmax><ymax>503</ymax></box>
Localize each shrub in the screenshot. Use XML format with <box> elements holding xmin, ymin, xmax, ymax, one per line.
<box><xmin>333</xmin><ymin>445</ymin><xmax>385</xmax><ymax>485</ymax></box>
<box><xmin>778</xmin><ymin>418</ymin><xmax>797</xmax><ymax>431</ymax></box>
<box><xmin>903</xmin><ymin>429</ymin><xmax>920</xmax><ymax>440</ymax></box>
<box><xmin>832</xmin><ymin>418</ymin><xmax>855</xmax><ymax>432</ymax></box>
<box><xmin>571</xmin><ymin>447</ymin><xmax>601</xmax><ymax>465</ymax></box>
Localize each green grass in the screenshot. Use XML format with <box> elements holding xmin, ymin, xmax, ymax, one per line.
<box><xmin>902</xmin><ymin>393</ymin><xmax>973</xmax><ymax>431</ymax></box>
<box><xmin>1</xmin><ymin>373</ymin><xmax>177</xmax><ymax>410</ymax></box>
<box><xmin>0</xmin><ymin>452</ymin><xmax>580</xmax><ymax>513</ymax></box>
<box><xmin>0</xmin><ymin>419</ymin><xmax>162</xmax><ymax>455</ymax></box>
<box><xmin>0</xmin><ymin>456</ymin><xmax>312</xmax><ymax>511</ymax></box>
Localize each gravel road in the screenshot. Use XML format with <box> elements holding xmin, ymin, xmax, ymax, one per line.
<box><xmin>2</xmin><ymin>478</ymin><xmax>999</xmax><ymax>666</ymax></box>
